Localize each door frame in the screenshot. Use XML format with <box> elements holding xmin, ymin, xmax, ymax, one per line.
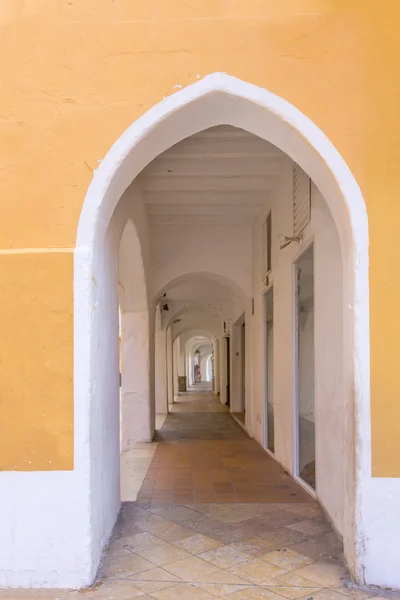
<box><xmin>262</xmin><ymin>285</ymin><xmax>274</xmax><ymax>454</ymax></box>
<box><xmin>293</xmin><ymin>239</ymin><xmax>317</xmax><ymax>497</ymax></box>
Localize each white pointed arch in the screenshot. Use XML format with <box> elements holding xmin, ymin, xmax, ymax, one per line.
<box><xmin>73</xmin><ymin>72</ymin><xmax>369</xmax><ymax>586</ymax></box>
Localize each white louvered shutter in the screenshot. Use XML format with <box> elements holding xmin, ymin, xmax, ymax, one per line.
<box><xmin>293</xmin><ymin>164</ymin><xmax>311</xmax><ymax>237</ymax></box>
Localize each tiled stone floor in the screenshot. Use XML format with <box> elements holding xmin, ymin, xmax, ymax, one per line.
<box><xmin>0</xmin><ymin>391</ymin><xmax>397</xmax><ymax>599</ymax></box>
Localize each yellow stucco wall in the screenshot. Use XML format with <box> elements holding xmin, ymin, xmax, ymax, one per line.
<box><xmin>0</xmin><ymin>1</ymin><xmax>398</xmax><ymax>475</ymax></box>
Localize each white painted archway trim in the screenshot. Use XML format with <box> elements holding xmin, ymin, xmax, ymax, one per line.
<box><xmin>75</xmin><ymin>72</ymin><xmax>370</xmax><ymax>585</ymax></box>
<box><xmin>0</xmin><ymin>73</ymin><xmax>374</xmax><ymax>590</ymax></box>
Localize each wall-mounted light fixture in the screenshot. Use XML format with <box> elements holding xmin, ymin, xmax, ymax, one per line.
<box><xmin>278</xmin><ymin>234</ymin><xmax>302</xmax><ymax>249</ymax></box>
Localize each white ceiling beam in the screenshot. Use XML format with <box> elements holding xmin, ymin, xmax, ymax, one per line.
<box><xmin>148</xmin><ymin>214</ymin><xmax>256</xmax><ymax>225</ymax></box>
<box><xmin>140</xmin><ymin>157</ymin><xmax>280</xmax><ymax>177</ymax></box>
<box><xmin>140</xmin><ymin>176</ymin><xmax>273</xmax><ymax>192</ymax></box>
<box><xmin>146</xmin><ymin>204</ymin><xmax>263</xmax><ymax>216</ymax></box>
<box><xmin>142</xmin><ymin>190</ymin><xmax>269</xmax><ymax>206</ymax></box>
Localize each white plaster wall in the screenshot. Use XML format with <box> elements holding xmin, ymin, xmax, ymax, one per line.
<box><xmin>213</xmin><ymin>338</ymin><xmax>220</xmax><ymax>394</ymax></box>
<box><xmin>173</xmin><ymin>337</ymin><xmax>179</xmax><ymax>397</ymax></box>
<box><xmin>120</xmin><ymin>311</ymin><xmax>152</xmax><ymax>449</ymax></box>
<box><xmin>231</xmin><ymin>317</ymin><xmax>244</xmax><ymax>413</ymax></box>
<box><xmin>89</xmin><ymin>184</ymin><xmax>153</xmax><ymax>575</ymax></box>
<box><xmin>198</xmin><ymin>343</ymin><xmax>212</xmax><ymax>382</ymax></box>
<box><xmin>298</xmin><ymin>305</ymin><xmax>315</xmax><ymax>423</ymax></box>
<box><xmin>218</xmin><ymin>335</ymin><xmax>229</xmax><ymax>406</ymax></box>
<box><xmin>155</xmin><ymin>304</ymin><xmax>168</xmax><ymax>414</ymax></box>
<box><xmin>166</xmin><ymin>327</ymin><xmax>173</xmax><ymax>404</ymax></box>
<box><xmin>250</xmin><ymin>158</ymin><xmax>344</xmax><ymax>534</ymax></box>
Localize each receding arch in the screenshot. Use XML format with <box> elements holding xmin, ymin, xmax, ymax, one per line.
<box><xmin>166</xmin><ymin>306</ymin><xmax>227</xmax><ymax>330</ymax></box>
<box><xmin>184</xmin><ymin>332</ymin><xmax>214</xmax><ymax>388</ymax></box>
<box><xmin>74</xmin><ymin>72</ymin><xmax>369</xmax><ymax>584</ymax></box>
<box><xmin>172</xmin><ymin>316</ymin><xmax>221</xmax><ymax>343</ymax></box>
<box><xmin>153</xmin><ymin>270</ymin><xmax>249</xmax><ymax>305</ymax></box>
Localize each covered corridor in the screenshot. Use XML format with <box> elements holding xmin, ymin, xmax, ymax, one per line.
<box><xmin>97</xmin><ymin>389</ymin><xmax>351</xmax><ymax>600</ymax></box>
<box><xmin>5</xmin><ymin>74</ymin><xmax>395</xmax><ymax>593</ymax></box>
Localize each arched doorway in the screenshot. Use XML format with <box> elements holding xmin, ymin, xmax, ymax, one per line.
<box><xmin>75</xmin><ymin>73</ymin><xmax>369</xmax><ymax>585</ymax></box>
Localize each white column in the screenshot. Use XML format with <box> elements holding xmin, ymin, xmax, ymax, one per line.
<box><xmin>173</xmin><ymin>337</ymin><xmax>179</xmax><ymax>398</ymax></box>
<box><xmin>188</xmin><ymin>350</ymin><xmax>194</xmax><ymax>387</ymax></box>
<box><xmin>219</xmin><ymin>337</ymin><xmax>226</xmax><ymax>405</ymax></box>
<box><xmin>200</xmin><ymin>352</ymin><xmax>210</xmax><ymax>382</ymax></box>
<box><xmin>213</xmin><ymin>338</ymin><xmax>220</xmax><ymax>395</ymax></box>
<box><xmin>178</xmin><ymin>336</ymin><xmax>186</xmax><ymax>390</ymax></box>
<box><xmin>120</xmin><ymin>311</ymin><xmax>152</xmax><ymax>450</ymax></box>
<box><xmin>166</xmin><ymin>327</ymin><xmax>173</xmax><ymax>404</ymax></box>
<box><xmin>231</xmin><ymin>322</ymin><xmax>243</xmax><ymax>413</ymax></box>
<box><xmin>155</xmin><ymin>305</ymin><xmax>168</xmax><ymax>414</ymax></box>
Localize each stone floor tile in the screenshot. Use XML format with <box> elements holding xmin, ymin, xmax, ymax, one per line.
<box><xmin>0</xmin><ymin>592</ymin><xmax>74</xmax><ymax>600</ymax></box>
<box><xmin>84</xmin><ymin>579</ymin><xmax>145</xmax><ymax>598</ymax></box>
<box><xmin>147</xmin><ymin>506</ymin><xmax>198</xmax><ymax>524</ymax></box>
<box><xmin>288</xmin><ymin>538</ymin><xmax>343</xmax><ymax>562</ymax></box>
<box><xmin>125</xmin><ymin>566</ymin><xmax>182</xmax><ymax>583</ymax></box>
<box><xmin>136</xmin><ymin>543</ymin><xmax>191</xmax><ymax>566</ymax></box>
<box><xmin>227</xmin><ymin>537</ymin><xmax>280</xmax><ymax>558</ymax></box>
<box><xmin>271</xmin><ymin>572</ymin><xmax>322</xmax><ymax>588</ymax></box>
<box><xmin>291</xmin><ymin>560</ymin><xmax>349</xmax><ymax>587</ymax></box>
<box><xmin>162</xmin><ymin>555</ymin><xmax>221</xmax><ymax>581</ymax></box>
<box><xmin>259</xmin><ymin>511</ymin><xmax>305</xmax><ymax>529</ymax></box>
<box><xmin>286</xmin><ymin>518</ymin><xmax>332</xmax><ymax>538</ymax></box>
<box><xmin>131</xmin><ymin>581</ymin><xmax>177</xmax><ymax>594</ymax></box>
<box><xmin>258</xmin><ymin>529</ymin><xmax>310</xmax><ymax>549</ymax></box>
<box><xmin>193</xmin><ymin>582</ymin><xmax>251</xmax><ymax>596</ymax></box>
<box><xmin>332</xmin><ymin>586</ymin><xmax>376</xmax><ymax>600</ymax></box>
<box><xmin>227</xmin><ymin>558</ymin><xmax>287</xmax><ymax>585</ymax></box>
<box><xmin>195</xmin><ymin>570</ymin><xmax>251</xmax><ymax>585</ymax></box>
<box><xmin>145</xmin><ymin>522</ymin><xmax>194</xmax><ymax>543</ymax></box>
<box><xmin>222</xmin><ymin>587</ymin><xmax>286</xmax><ymax>599</ymax></box>
<box><xmin>310</xmin><ymin>590</ymin><xmax>356</xmax><ymax>600</ymax></box>
<box><xmin>173</xmin><ymin>533</ymin><xmax>223</xmax><ymax>554</ymax></box>
<box><xmin>199</xmin><ymin>545</ymin><xmax>251</xmax><ymax>569</ymax></box>
<box><xmin>267</xmin><ymin>585</ymin><xmax>320</xmax><ymax>599</ymax></box>
<box><xmin>149</xmin><ymin>582</ymin><xmax>215</xmax><ymax>600</ymax></box>
<box><xmin>283</xmin><ymin>504</ymin><xmax>323</xmax><ymax>519</ymax></box>
<box><xmin>259</xmin><ymin>549</ymin><xmax>314</xmax><ymax>570</ymax></box>
<box><xmin>103</xmin><ymin>553</ymin><xmax>155</xmax><ymax>577</ymax></box>
<box><xmin>115</xmin><ymin>532</ymin><xmax>168</xmax><ymax>552</ymax></box>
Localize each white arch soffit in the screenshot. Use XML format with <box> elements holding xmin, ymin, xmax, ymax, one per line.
<box><xmin>76</xmin><ymin>72</ymin><xmax>370</xmax><ymax>571</ymax></box>
<box><xmin>172</xmin><ymin>322</ymin><xmax>220</xmax><ymax>344</ymax></box>
<box><xmin>185</xmin><ymin>332</ymin><xmax>213</xmax><ymax>350</ymax></box>
<box><xmin>186</xmin><ymin>337</ymin><xmax>212</xmax><ymax>355</ymax></box>
<box><xmin>165</xmin><ymin>306</ymin><xmax>226</xmax><ymax>330</ymax></box>
<box><xmin>152</xmin><ymin>267</ymin><xmax>250</xmax><ymax>303</ymax></box>
<box><xmin>119</xmin><ymin>218</ymin><xmax>148</xmax><ymax>313</ymax></box>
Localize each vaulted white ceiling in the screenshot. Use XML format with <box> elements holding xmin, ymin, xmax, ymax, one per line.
<box><xmin>137</xmin><ymin>125</ymin><xmax>285</xmax><ymax>226</ymax></box>
<box><xmin>161</xmin><ymin>279</ymin><xmax>242</xmax><ymax>330</ymax></box>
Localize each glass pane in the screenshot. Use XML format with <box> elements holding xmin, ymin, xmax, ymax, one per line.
<box><xmin>265</xmin><ymin>288</ymin><xmax>274</xmax><ymax>452</ymax></box>
<box><xmin>296</xmin><ymin>246</ymin><xmax>316</xmax><ymax>489</ymax></box>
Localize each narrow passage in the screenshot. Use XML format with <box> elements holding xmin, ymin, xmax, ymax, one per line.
<box><xmin>92</xmin><ymin>391</ymin><xmax>364</xmax><ymax>600</ymax></box>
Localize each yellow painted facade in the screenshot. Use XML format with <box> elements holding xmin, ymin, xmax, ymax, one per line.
<box><xmin>0</xmin><ymin>1</ymin><xmax>399</xmax><ymax>475</ymax></box>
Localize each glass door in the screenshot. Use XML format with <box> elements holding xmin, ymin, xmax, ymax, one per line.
<box><xmin>265</xmin><ymin>288</ymin><xmax>274</xmax><ymax>452</ymax></box>
<box><xmin>295</xmin><ymin>245</ymin><xmax>316</xmax><ymax>490</ymax></box>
